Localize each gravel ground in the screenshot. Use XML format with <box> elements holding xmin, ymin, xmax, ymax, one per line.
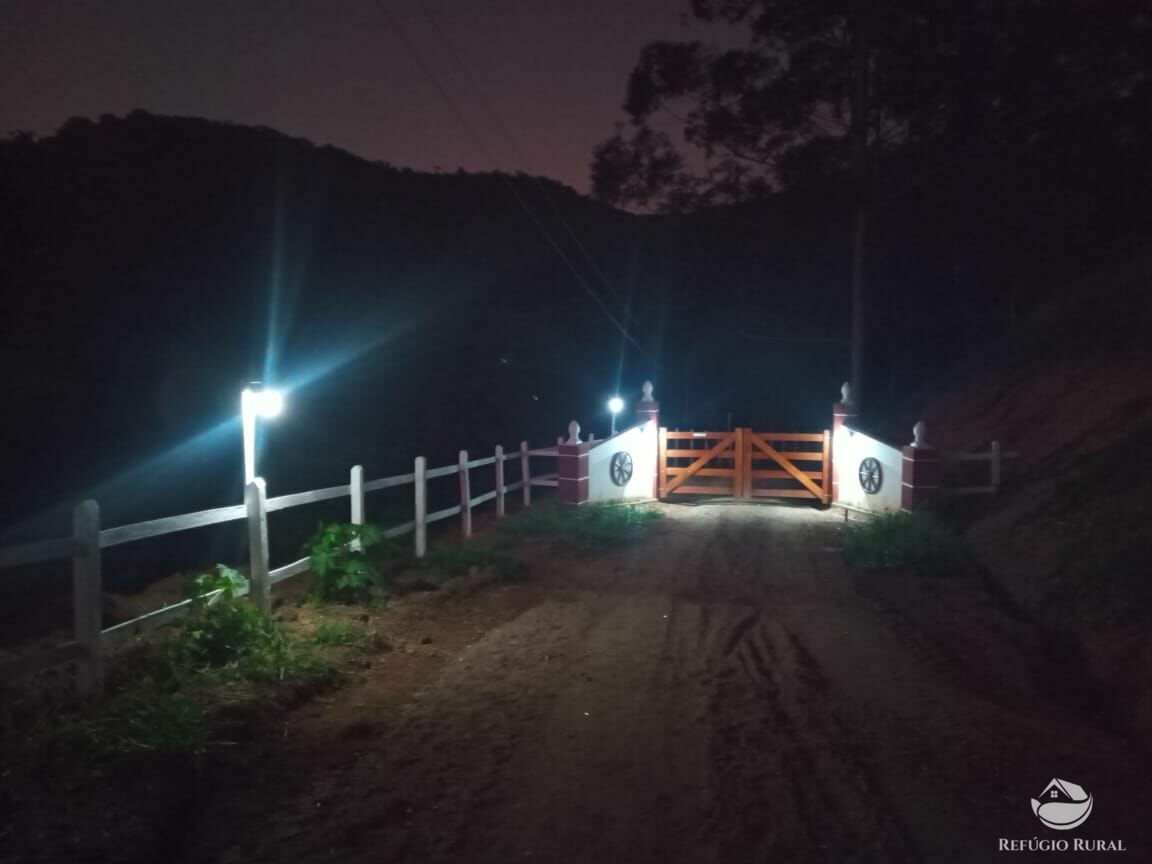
<box><xmin>182</xmin><ymin>502</ymin><xmax>1150</xmax><ymax>863</ymax></box>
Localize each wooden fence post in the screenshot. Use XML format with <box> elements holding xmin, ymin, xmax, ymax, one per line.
<box><xmin>245</xmin><ymin>479</ymin><xmax>271</xmax><ymax>614</ymax></box>
<box><xmin>743</xmin><ymin>428</ymin><xmax>755</xmax><ymax>499</ymax></box>
<box><xmin>495</xmin><ymin>445</ymin><xmax>506</xmax><ymax>517</ymax></box>
<box><xmin>414</xmin><ymin>456</ymin><xmax>427</xmax><ymax>559</ymax></box>
<box><xmin>459</xmin><ymin>450</ymin><xmax>472</xmax><ymax>539</ymax></box>
<box><xmin>990</xmin><ymin>440</ymin><xmax>1002</xmax><ymax>491</ymax></box>
<box><xmin>521</xmin><ymin>440</ymin><xmax>532</xmax><ymax>507</ymax></box>
<box><xmin>349</xmin><ymin>464</ymin><xmax>365</xmax><ymax>551</ymax></box>
<box><xmin>72</xmin><ymin>499</ymin><xmax>103</xmax><ymax>697</ymax></box>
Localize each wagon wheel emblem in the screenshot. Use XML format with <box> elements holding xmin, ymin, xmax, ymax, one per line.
<box><xmin>858</xmin><ymin>457</ymin><xmax>883</xmax><ymax>494</ymax></box>
<box><xmin>610</xmin><ymin>451</ymin><xmax>633</xmax><ymax>486</ymax></box>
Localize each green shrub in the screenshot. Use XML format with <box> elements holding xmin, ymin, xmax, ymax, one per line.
<box><xmin>173</xmin><ymin>565</ymin><xmax>278</xmax><ymax>670</ymax></box>
<box><xmin>841</xmin><ymin>511</ymin><xmax>966</xmax><ymax>574</ymax></box>
<box><xmin>6</xmin><ymin>567</ymin><xmax>337</xmax><ymax>789</ymax></box>
<box><xmin>499</xmin><ymin>503</ymin><xmax>663</xmax><ymax>552</ymax></box>
<box><xmin>305</xmin><ymin>521</ymin><xmax>399</xmax><ymax>604</ymax></box>
<box><xmin>171</xmin><ymin>563</ymin><xmax>334</xmax><ymax>684</ymax></box>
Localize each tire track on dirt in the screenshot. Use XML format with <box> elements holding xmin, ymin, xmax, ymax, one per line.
<box><xmin>180</xmin><ymin>502</ymin><xmax>1151</xmax><ymax>863</ymax></box>
<box><xmin>708</xmin><ymin>612</ymin><xmax>921</xmax><ymax>862</ymax></box>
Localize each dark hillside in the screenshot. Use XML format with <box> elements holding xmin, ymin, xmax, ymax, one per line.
<box><xmin>900</xmin><ymin>254</ymin><xmax>1152</xmax><ymax>723</ymax></box>
<box><xmin>0</xmin><ymin>113</ymin><xmax>851</xmax><ymax>621</ymax></box>
<box><xmin>2</xmin><ymin>108</ymin><xmax>1151</xmax><ymax>619</ymax></box>
<box><xmin>0</xmin><ymin>111</ymin><xmax>853</xmax><ymax>546</ymax></box>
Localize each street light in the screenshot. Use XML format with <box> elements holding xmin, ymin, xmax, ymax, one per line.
<box><xmin>607</xmin><ymin>395</ymin><xmax>624</xmax><ymax>436</ymax></box>
<box><xmin>241</xmin><ymin>382</ymin><xmax>284</xmax><ymax>484</ymax></box>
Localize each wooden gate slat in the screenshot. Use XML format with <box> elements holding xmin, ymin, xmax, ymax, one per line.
<box><xmin>663</xmin><ymin>432</ymin><xmax>737</xmax><ymax>495</ymax></box>
<box><xmin>673</xmin><ymin>484</ymin><xmax>744</xmax><ymax>496</ymax></box>
<box><xmin>658</xmin><ymin>427</ymin><xmax>830</xmax><ymax>503</ymax></box>
<box><xmin>665</xmin><ymin>467</ymin><xmax>738</xmax><ymax>477</ymax></box>
<box><xmin>750</xmin><ymin>488</ymin><xmax>824</xmax><ymax>499</ymax></box>
<box><xmin>749</xmin><ymin>469</ymin><xmax>824</xmax><ymax>480</ymax></box>
<box><xmin>748</xmin><ymin>434</ymin><xmax>826</xmax><ymax>499</ymax></box>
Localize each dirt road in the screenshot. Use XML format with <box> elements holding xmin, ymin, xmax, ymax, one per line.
<box><xmin>185</xmin><ymin>503</ymin><xmax>1149</xmax><ymax>863</ymax></box>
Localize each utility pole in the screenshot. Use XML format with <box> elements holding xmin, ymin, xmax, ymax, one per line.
<box><xmin>849</xmin><ymin>13</ymin><xmax>871</xmax><ymax>411</ymax></box>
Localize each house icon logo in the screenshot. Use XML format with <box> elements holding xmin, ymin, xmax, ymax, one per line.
<box><xmin>1031</xmin><ymin>778</ymin><xmax>1093</xmax><ymax>831</ymax></box>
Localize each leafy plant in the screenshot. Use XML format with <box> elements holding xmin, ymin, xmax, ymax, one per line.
<box><xmin>185</xmin><ymin>563</ymin><xmax>246</xmax><ymax>602</ymax></box>
<box><xmin>841</xmin><ymin>511</ymin><xmax>967</xmax><ymax>574</ymax></box>
<box><xmin>172</xmin><ymin>564</ymin><xmax>285</xmax><ymax>672</ymax></box>
<box><xmin>305</xmin><ymin>521</ymin><xmax>398</xmax><ymax>604</ymax></box>
<box><xmin>175</xmin><ymin>598</ymin><xmax>279</xmax><ymax>668</ymax></box>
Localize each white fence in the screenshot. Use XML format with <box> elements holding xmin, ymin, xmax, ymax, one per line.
<box><xmin>941</xmin><ymin>441</ymin><xmax>1017</xmax><ymax>495</ymax></box>
<box><xmin>831</xmin><ymin>419</ymin><xmax>1019</xmax><ymax>513</ymax></box>
<box><xmin>0</xmin><ymin>441</ymin><xmax>560</xmax><ymax>694</ymax></box>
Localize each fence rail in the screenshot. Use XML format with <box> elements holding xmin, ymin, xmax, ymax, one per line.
<box><xmin>0</xmin><ymin>438</ymin><xmax>561</xmax><ymax>694</ymax></box>
<box><xmin>99</xmin><ymin>504</ymin><xmax>249</xmax><ymax>549</ymax></box>
<box><xmin>0</xmin><ymin>536</ymin><xmax>82</xmax><ymax>569</ymax></box>
<box><xmin>265</xmin><ymin>484</ymin><xmax>350</xmax><ymax>512</ymax></box>
<box><xmin>941</xmin><ymin>441</ymin><xmax>1018</xmax><ymax>495</ymax></box>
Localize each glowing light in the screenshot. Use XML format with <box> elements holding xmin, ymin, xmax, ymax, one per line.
<box><xmin>242</xmin><ymin>383</ymin><xmax>285</xmax><ymax>484</ymax></box>
<box><xmin>247</xmin><ymin>387</ymin><xmax>284</xmax><ymax>419</ymax></box>
<box><xmin>607</xmin><ymin>396</ymin><xmax>625</xmax><ymax>436</ymax></box>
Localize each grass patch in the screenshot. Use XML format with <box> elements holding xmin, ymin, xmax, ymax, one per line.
<box><xmin>20</xmin><ymin>684</ymin><xmax>212</xmax><ymax>775</ymax></box>
<box><xmin>312</xmin><ymin>620</ymin><xmax>368</xmax><ymax>647</ymax></box>
<box><xmin>167</xmin><ymin>566</ymin><xmax>338</xmax><ymax>686</ymax></box>
<box><xmin>420</xmin><ymin>545</ymin><xmax>527</xmax><ymax>581</ymax></box>
<box><xmin>3</xmin><ymin>571</ymin><xmax>341</xmax><ymax>788</ymax></box>
<box><xmin>497</xmin><ymin>503</ymin><xmax>664</xmax><ymax>552</ymax></box>
<box><xmin>841</xmin><ymin>511</ymin><xmax>967</xmax><ymax>574</ymax></box>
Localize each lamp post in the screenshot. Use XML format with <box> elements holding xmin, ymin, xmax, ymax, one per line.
<box><xmin>241</xmin><ymin>382</ymin><xmax>284</xmax><ymax>484</ymax></box>
<box><xmin>607</xmin><ymin>396</ymin><xmax>624</xmax><ymax>436</ymax></box>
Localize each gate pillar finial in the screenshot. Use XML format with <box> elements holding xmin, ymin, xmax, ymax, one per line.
<box><xmin>558</xmin><ymin>429</ymin><xmax>590</xmax><ymax>506</ymax></box>
<box><xmin>636</xmin><ymin>382</ymin><xmax>660</xmax><ymax>428</ymax></box>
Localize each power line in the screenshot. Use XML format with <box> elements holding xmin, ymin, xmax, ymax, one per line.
<box><xmin>370</xmin><ymin>1</ymin><xmax>657</xmax><ymax>362</ymax></box>
<box><xmin>416</xmin><ymin>1</ymin><xmax>649</xmax><ymax>335</ymax></box>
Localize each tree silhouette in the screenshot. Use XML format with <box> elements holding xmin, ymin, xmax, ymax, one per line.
<box><xmin>592</xmin><ymin>0</ymin><xmax>1152</xmax><ymax>407</ymax></box>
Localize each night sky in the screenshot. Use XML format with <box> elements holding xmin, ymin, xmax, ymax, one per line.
<box><xmin>0</xmin><ymin>0</ymin><xmax>722</xmax><ymax>193</ymax></box>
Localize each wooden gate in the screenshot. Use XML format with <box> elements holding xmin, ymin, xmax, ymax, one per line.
<box><xmin>658</xmin><ymin>428</ymin><xmax>831</xmax><ymax>504</ymax></box>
